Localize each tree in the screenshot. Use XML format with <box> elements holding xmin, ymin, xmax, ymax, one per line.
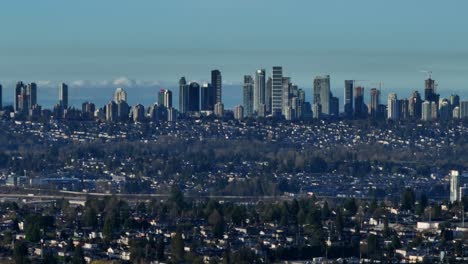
<box><xmin>208</xmin><ymin>209</ymin><xmax>225</xmax><ymax>239</ymax></box>
<box><xmin>156</xmin><ymin>237</ymin><xmax>165</xmax><ymax>262</ymax></box>
<box><xmin>171</xmin><ymin>232</ymin><xmax>185</xmax><ymax>263</ymax></box>
<box><xmin>13</xmin><ymin>240</ymin><xmax>29</xmax><ymax>264</ymax></box>
<box><xmin>401</xmin><ymin>188</ymin><xmax>415</xmax><ymax>211</ymax></box>
<box><xmin>72</xmin><ymin>245</ymin><xmax>85</xmax><ymax>264</ymax></box>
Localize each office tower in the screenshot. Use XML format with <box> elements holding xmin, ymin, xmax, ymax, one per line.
<box><xmin>188</xmin><ymin>82</ymin><xmax>200</xmax><ymax>113</ymax></box>
<box><xmin>58</xmin><ymin>82</ymin><xmax>69</xmax><ymax>109</ymax></box>
<box><xmin>450</xmin><ymin>94</ymin><xmax>460</xmax><ymax>109</ymax></box>
<box><xmin>106</xmin><ymin>101</ymin><xmax>118</xmax><ymax>121</ymax></box>
<box><xmin>284</xmin><ymin>106</ymin><xmax>293</xmax><ymax>121</ymax></box>
<box><xmin>344</xmin><ymin>80</ymin><xmax>354</xmax><ymax>118</ymax></box>
<box><xmin>243</xmin><ymin>75</ymin><xmax>254</xmax><ymax>117</ymax></box>
<box><xmin>302</xmin><ymin>102</ymin><xmax>313</xmax><ymax>120</ymax></box>
<box><xmin>211</xmin><ymin>69</ymin><xmax>222</xmax><ymax>104</ymax></box>
<box><xmin>27</xmin><ymin>83</ymin><xmax>37</xmax><ymax>109</ymax></box>
<box><xmin>421</xmin><ymin>101</ymin><xmax>431</xmax><ymax>121</ymax></box>
<box><xmin>158</xmin><ymin>89</ymin><xmax>172</xmax><ymax>108</ymax></box>
<box><xmin>15</xmin><ymin>82</ymin><xmax>24</xmax><ymax>111</ymax></box>
<box><xmin>266</xmin><ymin>77</ymin><xmax>272</xmax><ymax>113</ymax></box>
<box><xmin>387</xmin><ymin>93</ymin><xmax>400</xmax><ymax>120</ymax></box>
<box><xmin>272</xmin><ymin>66</ymin><xmax>283</xmax><ymax>116</ymax></box>
<box><xmin>354</xmin><ymin>86</ymin><xmax>365</xmax><ymax>118</ymax></box>
<box><xmin>460</xmin><ymin>101</ymin><xmax>468</xmax><ymax>119</ymax></box>
<box><xmin>438</xmin><ymin>99</ymin><xmax>451</xmax><ymax>121</ymax></box>
<box><xmin>0</xmin><ymin>84</ymin><xmax>2</xmax><ymax>110</ymax></box>
<box><xmin>330</xmin><ymin>95</ymin><xmax>339</xmax><ymax>117</ymax></box>
<box><xmin>254</xmin><ymin>69</ymin><xmax>266</xmax><ymax>113</ymax></box>
<box><xmin>369</xmin><ymin>88</ymin><xmax>380</xmax><ymax>118</ymax></box>
<box><xmin>114</xmin><ymin>88</ymin><xmax>127</xmax><ymax>102</ymax></box>
<box><xmin>201</xmin><ymin>83</ymin><xmax>215</xmax><ymax>111</ymax></box>
<box><xmin>214</xmin><ymin>103</ymin><xmax>224</xmax><ymax>117</ymax></box>
<box><xmin>453</xmin><ymin>106</ymin><xmax>460</xmax><ymax>119</ymax></box>
<box><xmin>234</xmin><ymin>105</ymin><xmax>244</xmax><ymax>120</ymax></box>
<box><xmin>408</xmin><ymin>91</ymin><xmax>422</xmax><ymax>119</ymax></box>
<box><xmin>179</xmin><ymin>77</ymin><xmax>189</xmax><ymax>114</ymax></box>
<box><xmin>282</xmin><ymin>77</ymin><xmax>291</xmax><ymax>115</ymax></box>
<box><xmin>132</xmin><ymin>104</ymin><xmax>145</xmax><ymax>122</ymax></box>
<box><xmin>117</xmin><ymin>100</ymin><xmax>130</xmax><ymax>122</ymax></box>
<box><xmin>167</xmin><ymin>108</ymin><xmax>177</xmax><ymax>122</ymax></box>
<box><xmin>313</xmin><ymin>75</ymin><xmax>331</xmax><ymax>117</ymax></box>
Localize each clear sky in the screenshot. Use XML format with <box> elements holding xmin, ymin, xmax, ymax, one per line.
<box><xmin>1</xmin><ymin>0</ymin><xmax>468</xmax><ymax>107</ymax></box>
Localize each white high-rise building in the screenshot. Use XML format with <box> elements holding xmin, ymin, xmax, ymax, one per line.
<box><xmin>422</xmin><ymin>101</ymin><xmax>432</xmax><ymax>121</ymax></box>
<box><xmin>387</xmin><ymin>93</ymin><xmax>399</xmax><ymax>120</ymax></box>
<box><xmin>450</xmin><ymin>170</ymin><xmax>468</xmax><ymax>203</ymax></box>
<box><xmin>114</xmin><ymin>88</ymin><xmax>127</xmax><ymax>102</ymax></box>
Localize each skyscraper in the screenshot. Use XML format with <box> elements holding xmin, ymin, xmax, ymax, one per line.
<box><xmin>422</xmin><ymin>101</ymin><xmax>435</xmax><ymax>121</ymax></box>
<box><xmin>354</xmin><ymin>86</ymin><xmax>365</xmax><ymax>118</ymax></box>
<box><xmin>27</xmin><ymin>83</ymin><xmax>37</xmax><ymax>108</ymax></box>
<box><xmin>188</xmin><ymin>82</ymin><xmax>200</xmax><ymax>113</ymax></box>
<box><xmin>282</xmin><ymin>77</ymin><xmax>291</xmax><ymax>116</ymax></box>
<box><xmin>266</xmin><ymin>77</ymin><xmax>272</xmax><ymax>114</ymax></box>
<box><xmin>234</xmin><ymin>105</ymin><xmax>244</xmax><ymax>120</ymax></box>
<box><xmin>158</xmin><ymin>89</ymin><xmax>172</xmax><ymax>108</ymax></box>
<box><xmin>409</xmin><ymin>91</ymin><xmax>422</xmax><ymax>119</ymax></box>
<box><xmin>254</xmin><ymin>69</ymin><xmax>266</xmax><ymax>113</ymax></box>
<box><xmin>271</xmin><ymin>66</ymin><xmax>283</xmax><ymax>116</ymax></box>
<box><xmin>59</xmin><ymin>82</ymin><xmax>68</xmax><ymax>109</ymax></box>
<box><xmin>424</xmin><ymin>77</ymin><xmax>439</xmax><ymax>108</ymax></box>
<box><xmin>344</xmin><ymin>80</ymin><xmax>354</xmax><ymax>118</ymax></box>
<box><xmin>450</xmin><ymin>94</ymin><xmax>460</xmax><ymax>110</ymax></box>
<box><xmin>400</xmin><ymin>98</ymin><xmax>409</xmax><ymax>120</ymax></box>
<box><xmin>179</xmin><ymin>77</ymin><xmax>189</xmax><ymax>114</ymax></box>
<box><xmin>0</xmin><ymin>84</ymin><xmax>2</xmax><ymax>110</ymax></box>
<box><xmin>106</xmin><ymin>100</ymin><xmax>118</xmax><ymax>122</ymax></box>
<box><xmin>132</xmin><ymin>104</ymin><xmax>145</xmax><ymax>122</ymax></box>
<box><xmin>201</xmin><ymin>83</ymin><xmax>214</xmax><ymax>111</ymax></box>
<box><xmin>330</xmin><ymin>96</ymin><xmax>339</xmax><ymax>117</ymax></box>
<box><xmin>211</xmin><ymin>70</ymin><xmax>222</xmax><ymax>104</ymax></box>
<box><xmin>114</xmin><ymin>88</ymin><xmax>127</xmax><ymax>102</ymax></box>
<box><xmin>313</xmin><ymin>75</ymin><xmax>331</xmax><ymax>117</ymax></box>
<box><xmin>438</xmin><ymin>99</ymin><xmax>451</xmax><ymax>120</ymax></box>
<box><xmin>369</xmin><ymin>88</ymin><xmax>380</xmax><ymax>118</ymax></box>
<box><xmin>15</xmin><ymin>82</ymin><xmax>24</xmax><ymax>112</ymax></box>
<box><xmin>387</xmin><ymin>93</ymin><xmax>399</xmax><ymax>120</ymax></box>
<box><xmin>461</xmin><ymin>101</ymin><xmax>468</xmax><ymax>119</ymax></box>
<box><xmin>243</xmin><ymin>75</ymin><xmax>254</xmax><ymax>117</ymax></box>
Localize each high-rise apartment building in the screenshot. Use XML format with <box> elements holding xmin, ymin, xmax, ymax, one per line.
<box><xmin>243</xmin><ymin>75</ymin><xmax>254</xmax><ymax>117</ymax></box>
<box><xmin>114</xmin><ymin>88</ymin><xmax>127</xmax><ymax>102</ymax></box>
<box><xmin>254</xmin><ymin>69</ymin><xmax>266</xmax><ymax>113</ymax></box>
<box><xmin>354</xmin><ymin>86</ymin><xmax>365</xmax><ymax>118</ymax></box>
<box><xmin>59</xmin><ymin>82</ymin><xmax>68</xmax><ymax>109</ymax></box>
<box><xmin>266</xmin><ymin>77</ymin><xmax>272</xmax><ymax>114</ymax></box>
<box><xmin>158</xmin><ymin>89</ymin><xmax>172</xmax><ymax>108</ymax></box>
<box><xmin>271</xmin><ymin>66</ymin><xmax>283</xmax><ymax>116</ymax></box>
<box><xmin>369</xmin><ymin>88</ymin><xmax>380</xmax><ymax>118</ymax></box>
<box><xmin>313</xmin><ymin>75</ymin><xmax>331</xmax><ymax>117</ymax></box>
<box><xmin>188</xmin><ymin>82</ymin><xmax>200</xmax><ymax>113</ymax></box>
<box><xmin>344</xmin><ymin>80</ymin><xmax>354</xmax><ymax>118</ymax></box>
<box><xmin>409</xmin><ymin>91</ymin><xmax>422</xmax><ymax>119</ymax></box>
<box><xmin>387</xmin><ymin>93</ymin><xmax>399</xmax><ymax>120</ymax></box>
<box><xmin>211</xmin><ymin>70</ymin><xmax>222</xmax><ymax>104</ymax></box>
<box><xmin>179</xmin><ymin>77</ymin><xmax>189</xmax><ymax>114</ymax></box>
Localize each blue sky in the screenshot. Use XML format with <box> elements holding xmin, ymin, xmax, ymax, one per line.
<box><xmin>1</xmin><ymin>0</ymin><xmax>468</xmax><ymax>107</ymax></box>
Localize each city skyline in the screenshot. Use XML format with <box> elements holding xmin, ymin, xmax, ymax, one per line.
<box><xmin>1</xmin><ymin>1</ymin><xmax>468</xmax><ymax>90</ymax></box>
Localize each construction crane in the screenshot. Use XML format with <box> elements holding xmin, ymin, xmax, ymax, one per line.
<box><xmin>420</xmin><ymin>70</ymin><xmax>433</xmax><ymax>79</ymax></box>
